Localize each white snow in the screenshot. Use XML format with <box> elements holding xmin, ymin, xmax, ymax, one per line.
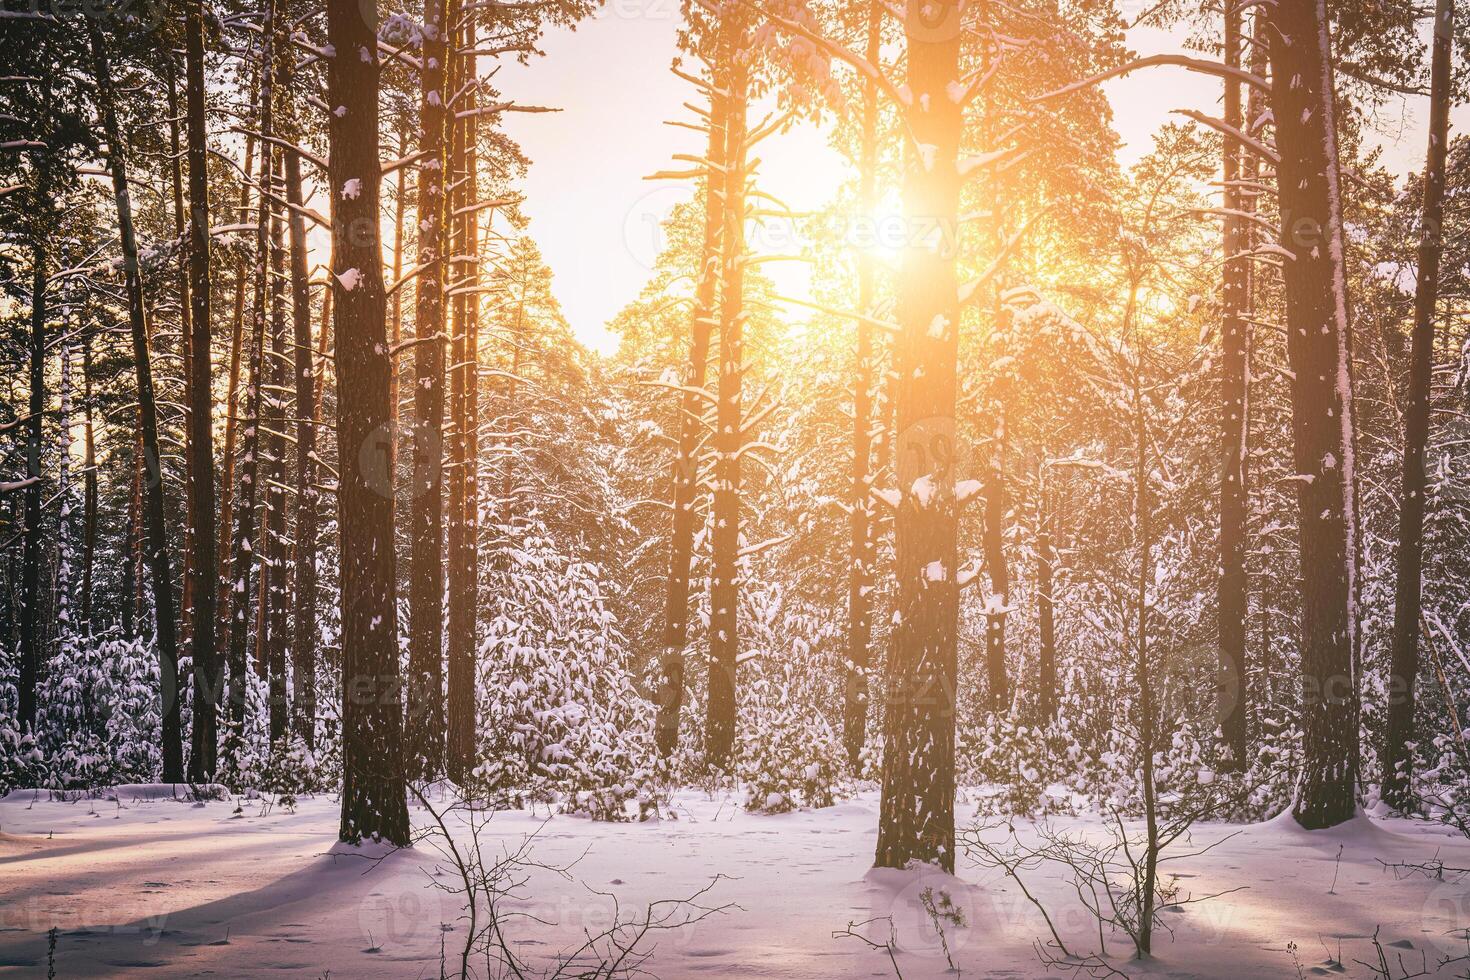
<box><xmin>1</xmin><ymin>790</ymin><xmax>1468</xmax><ymax>978</ymax></box>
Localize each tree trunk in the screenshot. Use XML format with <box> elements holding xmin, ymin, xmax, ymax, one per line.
<box><xmin>389</xmin><ymin>126</ymin><xmax>407</xmax><ymax>446</ymax></box>
<box><xmin>843</xmin><ymin>0</ymin><xmax>882</xmax><ymax>771</ymax></box>
<box><xmin>1217</xmin><ymin>2</ymin><xmax>1250</xmax><ymax>771</ymax></box>
<box><xmin>286</xmin><ymin>147</ymin><xmax>319</xmax><ymax>749</ymax></box>
<box><xmin>91</xmin><ymin>22</ymin><xmax>185</xmax><ymax>782</ymax></box>
<box><xmin>227</xmin><ymin>17</ymin><xmax>276</xmax><ymax>759</ymax></box>
<box><xmin>167</xmin><ymin>61</ymin><xmax>195</xmax><ymax>656</ymax></box>
<box><xmin>327</xmin><ymin>0</ymin><xmax>410</xmax><ymax>845</ymax></box>
<box><xmin>446</xmin><ymin>14</ymin><xmax>481</xmax><ymax>783</ymax></box>
<box><xmin>655</xmin><ymin>84</ymin><xmax>726</xmax><ymax>760</ymax></box>
<box><xmin>262</xmin><ymin>149</ymin><xmax>292</xmax><ymax>745</ymax></box>
<box><xmin>705</xmin><ymin>12</ymin><xmax>750</xmax><ymax>770</ymax></box>
<box><xmin>1132</xmin><ymin>331</ymin><xmax>1159</xmax><ymax>957</ymax></box>
<box><xmin>981</xmin><ymin>404</ymin><xmax>1010</xmax><ymax>710</ymax></box>
<box><xmin>1267</xmin><ymin>0</ymin><xmax>1359</xmax><ymax>830</ymax></box>
<box><xmin>1384</xmin><ymin>0</ymin><xmax>1454</xmax><ymax>812</ymax></box>
<box><xmin>81</xmin><ymin>332</ymin><xmax>98</xmax><ymax>639</ymax></box>
<box><xmin>1036</xmin><ymin>464</ymin><xmax>1057</xmax><ymax>720</ymax></box>
<box><xmin>18</xmin><ymin>239</ymin><xmax>45</xmax><ymax>734</ymax></box>
<box><xmin>184</xmin><ymin>0</ymin><xmax>220</xmax><ymax>781</ymax></box>
<box><xmin>127</xmin><ymin>427</ymin><xmax>143</xmax><ymax>637</ymax></box>
<box><xmin>875</xmin><ymin>0</ymin><xmax>962</xmax><ymax>873</ymax></box>
<box><xmin>408</xmin><ymin>0</ymin><xmax>451</xmax><ymax>780</ymax></box>
<box><xmin>217</xmin><ymin>70</ymin><xmax>259</xmax><ymax>650</ymax></box>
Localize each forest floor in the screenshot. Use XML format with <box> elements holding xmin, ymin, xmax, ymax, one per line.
<box><xmin>0</xmin><ymin>786</ymin><xmax>1468</xmax><ymax>978</ymax></box>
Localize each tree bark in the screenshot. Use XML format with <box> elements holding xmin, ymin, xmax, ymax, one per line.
<box><xmin>875</xmin><ymin>0</ymin><xmax>962</xmax><ymax>873</ymax></box>
<box><xmin>446</xmin><ymin>12</ymin><xmax>481</xmax><ymax>783</ymax></box>
<box><xmin>843</xmin><ymin>0</ymin><xmax>882</xmax><ymax>770</ymax></box>
<box><xmin>262</xmin><ymin>150</ymin><xmax>291</xmax><ymax>745</ymax></box>
<box><xmin>81</xmin><ymin>333</ymin><xmax>98</xmax><ymax>639</ymax></box>
<box><xmin>1036</xmin><ymin>464</ymin><xmax>1057</xmax><ymax>721</ymax></box>
<box><xmin>1267</xmin><ymin>0</ymin><xmax>1360</xmax><ymax>830</ymax></box>
<box><xmin>655</xmin><ymin>83</ymin><xmax>726</xmax><ymax>760</ymax></box>
<box><xmin>408</xmin><ymin>0</ymin><xmax>451</xmax><ymax>780</ymax></box>
<box><xmin>286</xmin><ymin>147</ymin><xmax>319</xmax><ymax>749</ymax></box>
<box><xmin>327</xmin><ymin>0</ymin><xmax>410</xmax><ymax>845</ymax></box>
<box><xmin>217</xmin><ymin>70</ymin><xmax>259</xmax><ymax>650</ymax></box>
<box><xmin>18</xmin><ymin>239</ymin><xmax>45</xmax><ymax>734</ymax></box>
<box><xmin>166</xmin><ymin>61</ymin><xmax>195</xmax><ymax>656</ymax></box>
<box><xmin>1131</xmin><ymin>321</ymin><xmax>1159</xmax><ymax>956</ymax></box>
<box><xmin>981</xmin><ymin>404</ymin><xmax>1010</xmax><ymax>710</ymax></box>
<box><xmin>226</xmin><ymin>18</ymin><xmax>276</xmax><ymax>758</ymax></box>
<box><xmin>1217</xmin><ymin>1</ymin><xmax>1250</xmax><ymax>771</ymax></box>
<box><xmin>1383</xmin><ymin>0</ymin><xmax>1454</xmax><ymax>812</ymax></box>
<box><xmin>91</xmin><ymin>22</ymin><xmax>186</xmax><ymax>782</ymax></box>
<box><xmin>389</xmin><ymin>126</ymin><xmax>408</xmax><ymax>447</ymax></box>
<box><xmin>705</xmin><ymin>11</ymin><xmax>750</xmax><ymax>770</ymax></box>
<box><xmin>184</xmin><ymin>0</ymin><xmax>220</xmax><ymax>781</ymax></box>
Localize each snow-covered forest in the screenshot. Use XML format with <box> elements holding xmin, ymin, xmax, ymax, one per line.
<box><xmin>3</xmin><ymin>0</ymin><xmax>1470</xmax><ymax>976</ymax></box>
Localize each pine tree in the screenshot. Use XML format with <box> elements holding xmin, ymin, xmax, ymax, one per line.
<box><xmin>90</xmin><ymin>20</ymin><xmax>185</xmax><ymax>782</ymax></box>
<box><xmin>406</xmin><ymin>0</ymin><xmax>451</xmax><ymax>781</ymax></box>
<box><xmin>184</xmin><ymin>0</ymin><xmax>220</xmax><ymax>782</ymax></box>
<box><xmin>1266</xmin><ymin>0</ymin><xmax>1360</xmax><ymax>830</ymax></box>
<box><xmin>327</xmin><ymin>0</ymin><xmax>410</xmax><ymax>846</ymax></box>
<box><xmin>1384</xmin><ymin>0</ymin><xmax>1455</xmax><ymax>812</ymax></box>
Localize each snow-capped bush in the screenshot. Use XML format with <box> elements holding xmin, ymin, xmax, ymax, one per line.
<box><xmin>963</xmin><ymin>712</ymin><xmax>1080</xmax><ymax>817</ymax></box>
<box><xmin>28</xmin><ymin>634</ymin><xmax>161</xmax><ymax>789</ymax></box>
<box><xmin>472</xmin><ymin>518</ymin><xmax>653</xmax><ymax>820</ymax></box>
<box><xmin>736</xmin><ymin>660</ymin><xmax>848</xmax><ymax>814</ymax></box>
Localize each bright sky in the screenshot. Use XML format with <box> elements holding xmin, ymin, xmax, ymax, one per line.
<box><xmin>495</xmin><ymin>14</ymin><xmax>1459</xmax><ymax>356</ymax></box>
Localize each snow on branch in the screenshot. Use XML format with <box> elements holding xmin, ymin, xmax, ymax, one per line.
<box><xmin>956</xmin><ymin>558</ymin><xmax>984</xmax><ymax>590</ymax></box>
<box><xmin>383</xmin><ymin>149</ymin><xmax>430</xmax><ymax>175</ymax></box>
<box><xmin>870</xmin><ymin>487</ymin><xmax>900</xmax><ymax>510</ymax></box>
<box><xmin>771</xmin><ymin>294</ymin><xmax>901</xmax><ymax>337</ymax></box>
<box><xmin>231</xmin><ymin>126</ymin><xmax>329</xmax><ymax>172</ymax></box>
<box><xmin>955</xmin><ymin>479</ymin><xmax>983</xmax><ymax>507</ymax></box>
<box><xmin>738</xmin><ymin>534</ymin><xmax>791</xmax><ymax>559</ymax></box>
<box><xmin>455</xmin><ymin>101</ymin><xmax>560</xmax><ymax>121</ymax></box>
<box><xmin>638</xmin><ymin>379</ymin><xmax>719</xmax><ymax>406</ymax></box>
<box><xmin>728</xmin><ymin>0</ymin><xmax>905</xmax><ymax>108</ymax></box>
<box><xmin>1170</xmin><ymin>109</ymin><xmax>1279</xmax><ymax>165</ymax></box>
<box><xmin>1031</xmin><ymin>54</ymin><xmax>1270</xmax><ymax>105</ymax></box>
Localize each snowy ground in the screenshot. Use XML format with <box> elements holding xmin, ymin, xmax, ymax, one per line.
<box><xmin>2</xmin><ymin>787</ymin><xmax>1469</xmax><ymax>978</ymax></box>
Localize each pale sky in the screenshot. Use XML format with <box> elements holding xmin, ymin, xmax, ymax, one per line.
<box><xmin>495</xmin><ymin>14</ymin><xmax>1457</xmax><ymax>356</ymax></box>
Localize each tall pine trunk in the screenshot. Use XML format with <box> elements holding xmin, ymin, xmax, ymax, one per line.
<box><xmin>91</xmin><ymin>23</ymin><xmax>185</xmax><ymax>781</ymax></box>
<box><xmin>1036</xmin><ymin>464</ymin><xmax>1057</xmax><ymax>720</ymax></box>
<box><xmin>327</xmin><ymin>0</ymin><xmax>410</xmax><ymax>846</ymax></box>
<box><xmin>81</xmin><ymin>333</ymin><xmax>98</xmax><ymax>638</ymax></box>
<box><xmin>184</xmin><ymin>0</ymin><xmax>220</xmax><ymax>780</ymax></box>
<box><xmin>705</xmin><ymin>13</ymin><xmax>750</xmax><ymax>770</ymax></box>
<box><xmin>217</xmin><ymin>70</ymin><xmax>259</xmax><ymax>649</ymax></box>
<box><xmin>843</xmin><ymin>0</ymin><xmax>882</xmax><ymax>770</ymax></box>
<box><xmin>286</xmin><ymin>148</ymin><xmax>319</xmax><ymax>748</ymax></box>
<box><xmin>1217</xmin><ymin>2</ymin><xmax>1250</xmax><ymax>770</ymax></box>
<box><xmin>408</xmin><ymin>0</ymin><xmax>451</xmax><ymax>779</ymax></box>
<box><xmin>981</xmin><ymin>403</ymin><xmax>1010</xmax><ymax>710</ymax></box>
<box><xmin>167</xmin><ymin>63</ymin><xmax>195</xmax><ymax>655</ymax></box>
<box><xmin>18</xmin><ymin>239</ymin><xmax>45</xmax><ymax>734</ymax></box>
<box><xmin>1267</xmin><ymin>0</ymin><xmax>1359</xmax><ymax>830</ymax></box>
<box><xmin>446</xmin><ymin>14</ymin><xmax>481</xmax><ymax>783</ymax></box>
<box><xmin>875</xmin><ymin>0</ymin><xmax>962</xmax><ymax>873</ymax></box>
<box><xmin>1384</xmin><ymin>0</ymin><xmax>1454</xmax><ymax>811</ymax></box>
<box><xmin>655</xmin><ymin>84</ymin><xmax>726</xmax><ymax>760</ymax></box>
<box><xmin>262</xmin><ymin>150</ymin><xmax>291</xmax><ymax>745</ymax></box>
<box><xmin>227</xmin><ymin>24</ymin><xmax>276</xmax><ymax>758</ymax></box>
